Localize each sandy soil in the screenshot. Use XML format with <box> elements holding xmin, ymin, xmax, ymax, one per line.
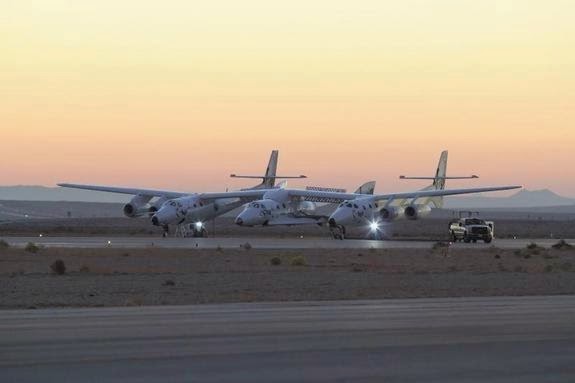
<box><xmin>1</xmin><ymin>245</ymin><xmax>574</xmax><ymax>309</ymax></box>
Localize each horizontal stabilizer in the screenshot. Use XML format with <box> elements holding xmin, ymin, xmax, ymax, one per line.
<box><xmin>400</xmin><ymin>175</ymin><xmax>479</xmax><ymax>180</ymax></box>
<box><xmin>231</xmin><ymin>175</ymin><xmax>307</xmax><ymax>179</ymax></box>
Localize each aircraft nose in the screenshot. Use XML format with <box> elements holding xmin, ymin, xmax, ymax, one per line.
<box><xmin>151</xmin><ymin>215</ymin><xmax>160</xmax><ymax>226</ymax></box>
<box><xmin>235</xmin><ymin>217</ymin><xmax>244</xmax><ymax>226</ymax></box>
<box><xmin>328</xmin><ymin>218</ymin><xmax>337</xmax><ymax>227</ymax></box>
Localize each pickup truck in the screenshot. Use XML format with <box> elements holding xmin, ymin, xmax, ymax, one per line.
<box><xmin>449</xmin><ymin>218</ymin><xmax>494</xmax><ymax>243</ymax></box>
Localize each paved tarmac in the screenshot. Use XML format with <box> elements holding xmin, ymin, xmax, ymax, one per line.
<box><xmin>2</xmin><ymin>236</ymin><xmax>572</xmax><ymax>249</ymax></box>
<box><xmin>1</xmin><ymin>296</ymin><xmax>575</xmax><ymax>382</ymax></box>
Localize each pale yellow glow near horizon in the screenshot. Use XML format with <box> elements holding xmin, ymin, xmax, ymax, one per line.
<box><xmin>1</xmin><ymin>1</ymin><xmax>574</xmax><ymax>195</ymax></box>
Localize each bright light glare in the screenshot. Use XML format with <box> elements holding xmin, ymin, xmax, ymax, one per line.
<box><xmin>195</xmin><ymin>222</ymin><xmax>203</xmax><ymax>229</ymax></box>
<box><xmin>369</xmin><ymin>221</ymin><xmax>380</xmax><ymax>232</ymax></box>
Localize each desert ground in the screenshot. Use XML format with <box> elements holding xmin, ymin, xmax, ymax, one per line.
<box><xmin>1</xmin><ymin>241</ymin><xmax>575</xmax><ymax>309</ymax></box>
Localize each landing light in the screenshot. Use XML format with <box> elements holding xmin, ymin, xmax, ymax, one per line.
<box><xmin>195</xmin><ymin>222</ymin><xmax>203</xmax><ymax>229</ymax></box>
<box><xmin>369</xmin><ymin>221</ymin><xmax>380</xmax><ymax>232</ymax></box>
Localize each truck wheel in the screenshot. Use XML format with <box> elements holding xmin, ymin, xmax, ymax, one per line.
<box><xmin>484</xmin><ymin>237</ymin><xmax>492</xmax><ymax>244</ymax></box>
<box><xmin>464</xmin><ymin>236</ymin><xmax>471</xmax><ymax>243</ymax></box>
<box><xmin>472</xmin><ymin>239</ymin><xmax>477</xmax><ymax>243</ymax></box>
<box><xmin>451</xmin><ymin>232</ymin><xmax>458</xmax><ymax>242</ymax></box>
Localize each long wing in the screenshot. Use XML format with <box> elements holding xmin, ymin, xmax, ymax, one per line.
<box><xmin>200</xmin><ymin>185</ymin><xmax>521</xmax><ymax>203</ymax></box>
<box><xmin>58</xmin><ymin>183</ymin><xmax>188</xmax><ymax>198</ymax></box>
<box><xmin>369</xmin><ymin>185</ymin><xmax>522</xmax><ymax>203</ymax></box>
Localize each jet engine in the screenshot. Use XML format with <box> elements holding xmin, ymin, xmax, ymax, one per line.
<box><xmin>404</xmin><ymin>204</ymin><xmax>432</xmax><ymax>221</ymax></box>
<box><xmin>379</xmin><ymin>206</ymin><xmax>404</xmax><ymax>222</ymax></box>
<box><xmin>123</xmin><ymin>195</ymin><xmax>152</xmax><ymax>218</ymax></box>
<box><xmin>148</xmin><ymin>196</ymin><xmax>169</xmax><ymax>214</ymax></box>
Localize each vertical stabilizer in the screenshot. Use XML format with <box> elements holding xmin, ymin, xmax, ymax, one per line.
<box><xmin>263</xmin><ymin>150</ymin><xmax>279</xmax><ymax>188</ymax></box>
<box><xmin>433</xmin><ymin>151</ymin><xmax>449</xmax><ymax>190</ymax></box>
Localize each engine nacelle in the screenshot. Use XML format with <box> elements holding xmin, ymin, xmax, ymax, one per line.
<box><xmin>379</xmin><ymin>206</ymin><xmax>403</xmax><ymax>222</ymax></box>
<box><xmin>123</xmin><ymin>195</ymin><xmax>152</xmax><ymax>218</ymax></box>
<box><xmin>404</xmin><ymin>204</ymin><xmax>432</xmax><ymax>221</ymax></box>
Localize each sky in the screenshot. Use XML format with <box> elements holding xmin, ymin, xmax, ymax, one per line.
<box><xmin>1</xmin><ymin>0</ymin><xmax>574</xmax><ymax>195</ymax></box>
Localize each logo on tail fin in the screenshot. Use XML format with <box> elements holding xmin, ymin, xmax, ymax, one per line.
<box><xmin>354</xmin><ymin>181</ymin><xmax>376</xmax><ymax>195</ymax></box>
<box><xmin>433</xmin><ymin>151</ymin><xmax>448</xmax><ymax>190</ymax></box>
<box><xmin>263</xmin><ymin>150</ymin><xmax>279</xmax><ymax>188</ymax></box>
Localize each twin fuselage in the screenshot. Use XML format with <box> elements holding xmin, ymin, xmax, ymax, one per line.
<box><xmin>150</xmin><ymin>189</ymin><xmax>427</xmax><ymax>232</ymax></box>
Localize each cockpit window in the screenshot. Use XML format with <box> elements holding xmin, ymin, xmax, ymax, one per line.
<box><xmin>353</xmin><ymin>204</ymin><xmax>359</xmax><ymax>209</ymax></box>
<box><xmin>346</xmin><ymin>203</ymin><xmax>353</xmax><ymax>208</ymax></box>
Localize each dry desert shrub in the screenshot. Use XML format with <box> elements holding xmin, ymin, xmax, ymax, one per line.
<box><xmin>552</xmin><ymin>240</ymin><xmax>573</xmax><ymax>250</ymax></box>
<box><xmin>270</xmin><ymin>256</ymin><xmax>282</xmax><ymax>266</ymax></box>
<box><xmin>50</xmin><ymin>259</ymin><xmax>66</xmax><ymax>275</ymax></box>
<box><xmin>0</xmin><ymin>239</ymin><xmax>10</xmax><ymax>249</ymax></box>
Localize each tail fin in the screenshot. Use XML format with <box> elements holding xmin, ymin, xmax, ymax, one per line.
<box><xmin>433</xmin><ymin>151</ymin><xmax>448</xmax><ymax>190</ymax></box>
<box><xmin>354</xmin><ymin>181</ymin><xmax>376</xmax><ymax>195</ymax></box>
<box><xmin>263</xmin><ymin>150</ymin><xmax>279</xmax><ymax>188</ymax></box>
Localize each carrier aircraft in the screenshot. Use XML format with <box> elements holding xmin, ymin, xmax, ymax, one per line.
<box><xmin>60</xmin><ymin>150</ymin><xmax>521</xmax><ymax>239</ymax></box>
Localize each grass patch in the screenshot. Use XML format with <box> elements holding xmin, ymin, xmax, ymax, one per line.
<box><xmin>290</xmin><ymin>255</ymin><xmax>307</xmax><ymax>266</ymax></box>
<box><xmin>0</xmin><ymin>239</ymin><xmax>10</xmax><ymax>249</ymax></box>
<box><xmin>241</xmin><ymin>242</ymin><xmax>252</xmax><ymax>251</ymax></box>
<box><xmin>24</xmin><ymin>242</ymin><xmax>40</xmax><ymax>253</ymax></box>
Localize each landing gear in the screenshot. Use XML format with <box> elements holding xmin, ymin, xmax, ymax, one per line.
<box><xmin>162</xmin><ymin>225</ymin><xmax>169</xmax><ymax>238</ymax></box>
<box><xmin>173</xmin><ymin>223</ymin><xmax>208</xmax><ymax>238</ymax></box>
<box><xmin>331</xmin><ymin>225</ymin><xmax>346</xmax><ymax>240</ymax></box>
<box><xmin>191</xmin><ymin>226</ymin><xmax>208</xmax><ymax>238</ymax></box>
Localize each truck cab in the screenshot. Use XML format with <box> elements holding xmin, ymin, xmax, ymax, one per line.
<box><xmin>449</xmin><ymin>218</ymin><xmax>494</xmax><ymax>243</ymax></box>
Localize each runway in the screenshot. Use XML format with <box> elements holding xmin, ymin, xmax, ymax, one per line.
<box><xmin>1</xmin><ymin>296</ymin><xmax>574</xmax><ymax>382</ymax></box>
<box><xmin>2</xmin><ymin>235</ymin><xmax>572</xmax><ymax>249</ymax></box>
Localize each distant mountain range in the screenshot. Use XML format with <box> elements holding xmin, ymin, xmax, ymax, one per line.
<box><xmin>0</xmin><ymin>186</ymin><xmax>574</xmax><ymax>209</ymax></box>
<box><xmin>445</xmin><ymin>189</ymin><xmax>575</xmax><ymax>209</ymax></box>
<box><xmin>0</xmin><ymin>186</ymin><xmax>129</xmax><ymax>203</ymax></box>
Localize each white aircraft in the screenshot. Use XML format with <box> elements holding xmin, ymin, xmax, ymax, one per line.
<box><xmin>235</xmin><ymin>181</ymin><xmax>376</xmax><ymax>227</ymax></box>
<box><xmin>327</xmin><ymin>150</ymin><xmax>481</xmax><ymax>239</ymax></box>
<box><xmin>59</xmin><ymin>150</ymin><xmax>306</xmax><ymax>237</ymax></box>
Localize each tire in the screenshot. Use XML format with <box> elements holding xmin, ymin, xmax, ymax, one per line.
<box><xmin>484</xmin><ymin>237</ymin><xmax>492</xmax><ymax>244</ymax></box>
<box><xmin>463</xmin><ymin>236</ymin><xmax>471</xmax><ymax>243</ymax></box>
<box><xmin>472</xmin><ymin>239</ymin><xmax>477</xmax><ymax>243</ymax></box>
<box><xmin>451</xmin><ymin>232</ymin><xmax>458</xmax><ymax>242</ymax></box>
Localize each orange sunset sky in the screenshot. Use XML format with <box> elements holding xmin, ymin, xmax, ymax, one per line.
<box><xmin>1</xmin><ymin>1</ymin><xmax>574</xmax><ymax>195</ymax></box>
